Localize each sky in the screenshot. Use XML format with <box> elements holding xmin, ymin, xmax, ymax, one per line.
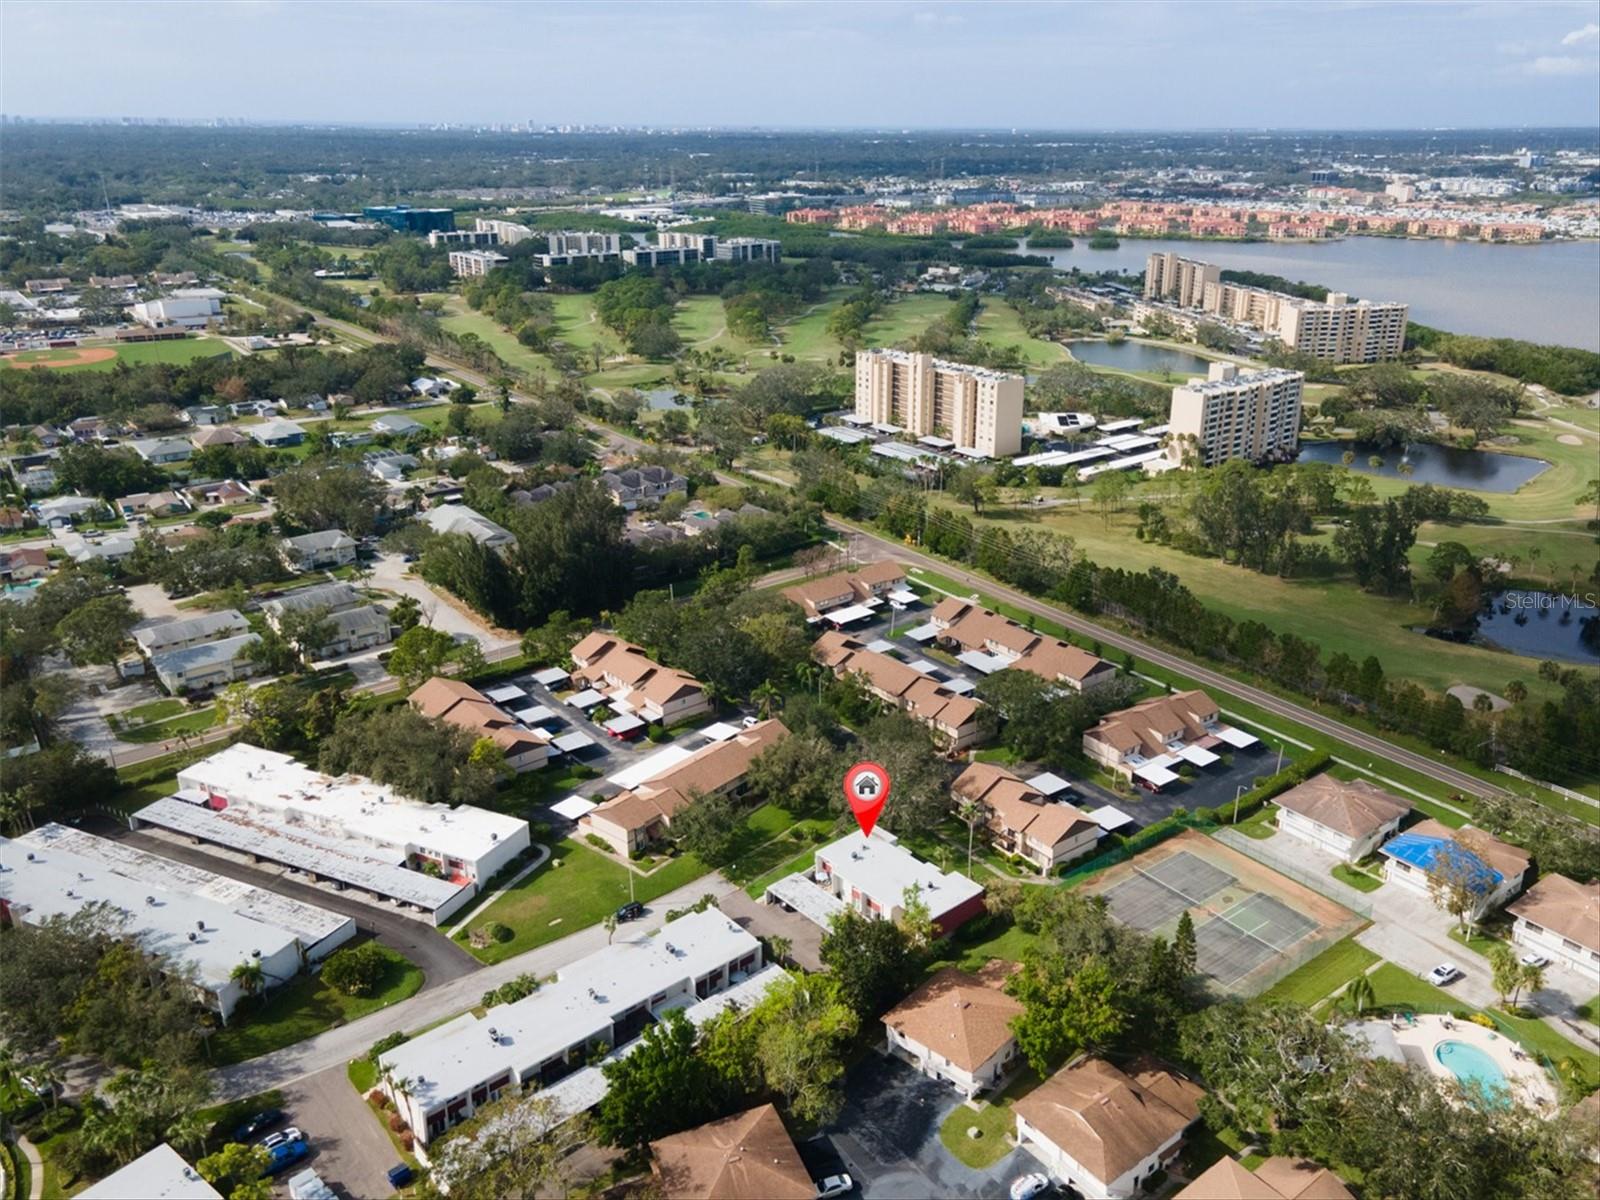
<box><xmin>2</xmin><ymin>1</ymin><xmax>1597</xmax><ymax>130</ymax></box>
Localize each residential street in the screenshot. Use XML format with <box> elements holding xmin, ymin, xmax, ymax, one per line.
<box><xmin>212</xmin><ymin>870</ymin><xmax>732</xmax><ymax>1101</ymax></box>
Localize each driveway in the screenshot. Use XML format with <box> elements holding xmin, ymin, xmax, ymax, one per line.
<box><xmin>718</xmin><ymin>887</ymin><xmax>825</xmax><ymax>971</ymax></box>
<box><xmin>820</xmin><ymin>1054</ymin><xmax>1020</xmax><ymax>1200</ymax></box>
<box><xmin>277</xmin><ymin>1064</ymin><xmax>401</xmax><ymax>1199</ymax></box>
<box><xmin>113</xmin><ymin>823</ymin><xmax>480</xmax><ymax>990</ymax></box>
<box><xmin>367</xmin><ymin>552</ymin><xmax>519</xmax><ymax>654</ymax></box>
<box><xmin>214</xmin><ymin>871</ymin><xmax>732</xmax><ymax>1101</ymax></box>
<box><xmin>126</xmin><ymin>582</ymin><xmax>186</xmax><ymax>622</ymax></box>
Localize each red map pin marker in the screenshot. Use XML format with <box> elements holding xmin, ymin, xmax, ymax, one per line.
<box><xmin>844</xmin><ymin>761</ymin><xmax>891</xmax><ymax>839</ymax></box>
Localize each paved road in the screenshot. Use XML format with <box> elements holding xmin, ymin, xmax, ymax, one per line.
<box><xmin>829</xmin><ymin>518</ymin><xmax>1510</xmax><ymax>800</ymax></box>
<box><xmin>368</xmin><ymin>550</ymin><xmax>520</xmax><ymax>654</ymax></box>
<box><xmin>213</xmin><ymin>870</ymin><xmax>732</xmax><ymax>1101</ymax></box>
<box><xmin>115</xmin><ymin>824</ymin><xmax>481</xmax><ymax>990</ymax></box>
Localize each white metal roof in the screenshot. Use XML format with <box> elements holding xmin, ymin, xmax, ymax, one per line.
<box><xmin>1134</xmin><ymin>764</ymin><xmax>1181</xmax><ymax>788</ymax></box>
<box><xmin>865</xmin><ymin>639</ymin><xmax>896</xmax><ymax>654</ymax></box>
<box><xmin>1176</xmin><ymin>744</ymin><xmax>1221</xmax><ymax>767</ymax></box>
<box><xmin>764</xmin><ymin>872</ymin><xmax>849</xmax><ymax>927</ymax></box>
<box><xmin>697</xmin><ymin>721</ymin><xmax>740</xmax><ymax>742</ymax></box>
<box><xmin>550</xmin><ymin>796</ymin><xmax>598</xmax><ymax>820</ymax></box>
<box><xmin>484</xmin><ymin>684</ymin><xmax>527</xmax><ymax>704</ymax></box>
<box><xmin>513</xmin><ymin>705</ymin><xmax>557</xmax><ymax>726</ymax></box>
<box><xmin>568</xmin><ymin>688</ymin><xmax>605</xmax><ymax>709</ymax></box>
<box><xmin>1026</xmin><ymin>772</ymin><xmax>1073</xmax><ymax>797</ymax></box>
<box><xmin>942</xmin><ymin>677</ymin><xmax>977</xmax><ymax>695</ymax></box>
<box><xmin>604</xmin><ymin>714</ymin><xmax>645</xmax><ymax>735</ymax></box>
<box><xmin>957</xmin><ymin>649</ymin><xmax>1012</xmax><ymax>674</ymax></box>
<box><xmin>903</xmin><ymin>622</ymin><xmax>939</xmax><ymax>642</ymax></box>
<box><xmin>607</xmin><ymin>744</ymin><xmax>696</xmax><ymax>790</ymax></box>
<box><xmin>552</xmin><ymin>731</ymin><xmax>597</xmax><ymax>753</ymax></box>
<box><xmin>1213</xmin><ymin>726</ymin><xmax>1260</xmax><ymax>749</ymax></box>
<box><xmin>1085</xmin><ymin>804</ymin><xmax>1136</xmax><ymax>833</ymax></box>
<box><xmin>531</xmin><ymin>667</ymin><xmax>570</xmax><ymax>686</ymax></box>
<box><xmin>823</xmin><ymin>604</ymin><xmax>875</xmax><ymax>625</ymax></box>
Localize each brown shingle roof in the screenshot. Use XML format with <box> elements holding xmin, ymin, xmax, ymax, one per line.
<box><xmin>930</xmin><ymin>599</ymin><xmax>1112</xmax><ymax>686</ymax></box>
<box><xmin>1252</xmin><ymin>1157</ymin><xmax>1356</xmax><ymax>1200</ymax></box>
<box><xmin>407</xmin><ymin>678</ymin><xmax>547</xmax><ymax>759</ymax></box>
<box><xmin>570</xmin><ymin>633</ymin><xmax>706</xmax><ymax>708</ymax></box>
<box><xmin>1083</xmin><ymin>690</ymin><xmax>1220</xmax><ymax>760</ymax></box>
<box><xmin>1175</xmin><ymin>1158</ymin><xmax>1283</xmax><ymax>1200</ymax></box>
<box><xmin>408</xmin><ymin>677</ymin><xmax>484</xmax><ymax>721</ymax></box>
<box><xmin>781</xmin><ymin>561</ymin><xmax>906</xmax><ymax>616</ymax></box>
<box><xmin>882</xmin><ymin>963</ymin><xmax>1022</xmax><ymax>1074</ymax></box>
<box><xmin>1273</xmin><ymin>774</ymin><xmax>1412</xmax><ymax>839</ymax></box>
<box><xmin>1507</xmin><ymin>873</ymin><xmax>1600</xmax><ymax>953</ymax></box>
<box><xmin>588</xmin><ymin>720</ymin><xmax>789</xmax><ymax>835</ymax></box>
<box><xmin>1406</xmin><ymin>818</ymin><xmax>1531</xmax><ymax>884</ymax></box>
<box><xmin>1014</xmin><ymin>1057</ymin><xmax>1199</xmax><ymax>1185</ymax></box>
<box><xmin>649</xmin><ymin>1103</ymin><xmax>813</xmax><ymax>1200</ymax></box>
<box><xmin>953</xmin><ymin>762</ymin><xmax>1097</xmax><ymax>850</ymax></box>
<box><xmin>814</xmin><ymin>632</ymin><xmax>980</xmax><ymax>736</ymax></box>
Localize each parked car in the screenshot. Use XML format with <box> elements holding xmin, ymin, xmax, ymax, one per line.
<box><xmin>815</xmin><ymin>1174</ymin><xmax>854</xmax><ymax>1199</ymax></box>
<box><xmin>1518</xmin><ymin>951</ymin><xmax>1550</xmax><ymax>969</ymax></box>
<box><xmin>615</xmin><ymin>900</ymin><xmax>644</xmax><ymax>922</ymax></box>
<box><xmin>1428</xmin><ymin>962</ymin><xmax>1464</xmax><ymax>986</ymax></box>
<box><xmin>263</xmin><ymin>1139</ymin><xmax>310</xmax><ymax>1176</ymax></box>
<box><xmin>261</xmin><ymin>1127</ymin><xmax>305</xmax><ymax>1150</ymax></box>
<box><xmin>1010</xmin><ymin>1174</ymin><xmax>1052</xmax><ymax>1200</ymax></box>
<box><xmin>232</xmin><ymin>1108</ymin><xmax>284</xmax><ymax>1142</ymax></box>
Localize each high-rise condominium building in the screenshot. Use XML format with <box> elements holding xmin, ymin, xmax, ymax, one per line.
<box><xmin>447</xmin><ymin>249</ymin><xmax>509</xmax><ymax>278</ymax></box>
<box><xmin>1144</xmin><ymin>253</ymin><xmax>1221</xmax><ymax>307</ymax></box>
<box><xmin>854</xmin><ymin>349</ymin><xmax>1024</xmax><ymax>458</ymax></box>
<box><xmin>1275</xmin><ymin>293</ymin><xmax>1408</xmax><ymax>364</ymax></box>
<box><xmin>473</xmin><ymin>217</ymin><xmax>534</xmax><ymax>246</ymax></box>
<box><xmin>1167</xmin><ymin>362</ymin><xmax>1304</xmax><ymax>467</ymax></box>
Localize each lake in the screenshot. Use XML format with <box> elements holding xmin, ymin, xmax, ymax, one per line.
<box><xmin>640</xmin><ymin>388</ymin><xmax>690</xmax><ymax>410</ymax></box>
<box><xmin>1296</xmin><ymin>440</ymin><xmax>1549</xmax><ymax>493</ymax></box>
<box><xmin>1018</xmin><ymin>235</ymin><xmax>1600</xmax><ymax>352</ymax></box>
<box><xmin>1064</xmin><ymin>339</ymin><xmax>1214</xmax><ymax>375</ymax></box>
<box><xmin>1475</xmin><ymin>590</ymin><xmax>1600</xmax><ymax>666</ymax></box>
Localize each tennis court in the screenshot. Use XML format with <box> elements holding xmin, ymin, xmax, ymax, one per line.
<box><xmin>1085</xmin><ymin>829</ymin><xmax>1362</xmax><ymax>995</ymax></box>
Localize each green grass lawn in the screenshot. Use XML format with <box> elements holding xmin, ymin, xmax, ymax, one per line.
<box><xmin>1261</xmin><ymin>935</ymin><xmax>1379</xmax><ymax>1006</ymax></box>
<box><xmin>1331</xmin><ymin>863</ymin><xmax>1383</xmax><ymax>893</ymax></box>
<box><xmin>459</xmin><ymin>837</ymin><xmax>711</xmax><ymax>964</ymax></box>
<box><xmin>207</xmin><ymin>945</ymin><xmax>423</xmax><ymax>1066</ymax></box>
<box><xmin>4</xmin><ymin>338</ymin><xmax>234</xmax><ymax>371</ymax></box>
<box><xmin>348</xmin><ymin>1056</ymin><xmax>379</xmax><ymax>1095</ymax></box>
<box><xmin>115</xmin><ymin>706</ymin><xmax>219</xmax><ymax>744</ymax></box>
<box><xmin>973</xmin><ymin>301</ymin><xmax>1073</xmax><ymax>370</ymax></box>
<box><xmin>1234</xmin><ymin>804</ymin><xmax>1280</xmax><ymax>840</ymax></box>
<box><xmin>122</xmin><ymin>698</ymin><xmax>188</xmax><ymax>724</ymax></box>
<box><xmin>936</xmin><ymin>1070</ymin><xmax>1043</xmax><ymax>1169</ymax></box>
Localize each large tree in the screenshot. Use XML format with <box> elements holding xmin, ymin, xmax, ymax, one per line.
<box><xmin>270</xmin><ymin>462</ymin><xmax>386</xmax><ymax>536</ymax></box>
<box><xmin>423</xmin><ymin>1093</ymin><xmax>584</xmax><ymax>1200</ymax></box>
<box><xmin>593</xmin><ymin>1010</ymin><xmax>724</xmax><ymax>1149</ymax></box>
<box><xmin>819</xmin><ymin>909</ymin><xmax>918</xmax><ymax>1019</ymax></box>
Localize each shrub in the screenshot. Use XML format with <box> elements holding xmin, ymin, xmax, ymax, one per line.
<box><xmin>388</xmin><ymin>1113</ymin><xmax>407</xmax><ymax>1132</ymax></box>
<box><xmin>369</xmin><ymin>1030</ymin><xmax>409</xmax><ymax>1060</ymax></box>
<box><xmin>483</xmin><ymin>921</ymin><xmax>512</xmax><ymax>943</ymax></box>
<box><xmin>573</xmin><ymin>764</ymin><xmax>599</xmax><ymax>780</ymax></box>
<box><xmin>585</xmin><ymin>833</ymin><xmax>614</xmax><ymax>854</ymax></box>
<box><xmin>321</xmin><ymin>941</ymin><xmax>390</xmax><ymax>998</ymax></box>
<box><xmin>368</xmin><ymin>1089</ymin><xmax>389</xmax><ymax>1109</ymax></box>
<box><xmin>400</xmin><ymin>1131</ymin><xmax>415</xmax><ymax>1152</ymax></box>
<box><xmin>40</xmin><ymin>1105</ymin><xmax>79</xmax><ymax>1135</ymax></box>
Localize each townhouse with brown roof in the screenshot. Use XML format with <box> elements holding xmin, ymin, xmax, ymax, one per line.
<box><xmin>1014</xmin><ymin>1056</ymin><xmax>1204</xmax><ymax>1199</ymax></box>
<box><xmin>0</xmin><ymin>547</ymin><xmax>51</xmax><ymax>583</ymax></box>
<box><xmin>814</xmin><ymin>630</ymin><xmax>985</xmax><ymax>752</ymax></box>
<box><xmin>882</xmin><ymin>962</ymin><xmax>1023</xmax><ymax>1097</ymax></box>
<box><xmin>409</xmin><ymin>677</ymin><xmax>550</xmax><ymax>773</ymax></box>
<box><xmin>580</xmin><ymin>719</ymin><xmax>788</xmax><ymax>855</ymax></box>
<box><xmin>569</xmin><ymin>633</ymin><xmax>712</xmax><ymax>727</ymax></box>
<box><xmin>1082</xmin><ymin>690</ymin><xmax>1258</xmax><ymax>788</ymax></box>
<box><xmin>648</xmin><ymin>1103</ymin><xmax>813</xmax><ymax>1200</ymax></box>
<box><xmin>1177</xmin><ymin>1156</ymin><xmax>1354</xmax><ymax>1200</ymax></box>
<box><xmin>1272</xmin><ymin>774</ymin><xmax>1411</xmax><ymax>862</ymax></box>
<box><xmin>929</xmin><ymin>598</ymin><xmax>1116</xmax><ymax>691</ymax></box>
<box><xmin>1377</xmin><ymin>818</ymin><xmax>1531</xmax><ymax>921</ymax></box>
<box><xmin>1507</xmin><ymin>873</ymin><xmax>1600</xmax><ymax>983</ymax></box>
<box><xmin>952</xmin><ymin>762</ymin><xmax>1100</xmax><ymax>874</ymax></box>
<box><xmin>781</xmin><ymin>561</ymin><xmax>908</xmax><ymax>619</ymax></box>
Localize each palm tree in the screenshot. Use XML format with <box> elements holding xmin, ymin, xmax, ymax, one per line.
<box><xmin>1343</xmin><ymin>973</ymin><xmax>1376</xmax><ymax>1017</ymax></box>
<box><xmin>165</xmin><ymin>1109</ymin><xmax>211</xmax><ymax>1158</ymax></box>
<box><xmin>751</xmin><ymin>681</ymin><xmax>783</xmax><ymax>720</ymax></box>
<box><xmin>956</xmin><ymin>799</ymin><xmax>984</xmax><ymax>879</ymax></box>
<box><xmin>1514</xmin><ymin>961</ymin><xmax>1546</xmax><ymax>1008</ymax></box>
<box><xmin>230</xmin><ymin>959</ymin><xmax>267</xmax><ymax>1008</ymax></box>
<box><xmin>603</xmin><ymin>914</ymin><xmax>619</xmax><ymax>945</ymax></box>
<box><xmin>767</xmin><ymin>936</ymin><xmax>792</xmax><ymax>967</ymax></box>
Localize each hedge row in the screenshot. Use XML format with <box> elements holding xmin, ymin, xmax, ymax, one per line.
<box><xmin>1195</xmin><ymin>751</ymin><xmax>1332</xmax><ymax>826</ymax></box>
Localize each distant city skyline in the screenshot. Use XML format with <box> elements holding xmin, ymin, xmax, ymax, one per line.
<box><xmin>2</xmin><ymin>1</ymin><xmax>1597</xmax><ymax>131</ymax></box>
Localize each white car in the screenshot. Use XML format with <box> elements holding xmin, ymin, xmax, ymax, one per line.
<box><xmin>261</xmin><ymin>1128</ymin><xmax>305</xmax><ymax>1150</ymax></box>
<box><xmin>1010</xmin><ymin>1174</ymin><xmax>1052</xmax><ymax>1200</ymax></box>
<box><xmin>1427</xmin><ymin>962</ymin><xmax>1463</xmax><ymax>986</ymax></box>
<box><xmin>815</xmin><ymin>1174</ymin><xmax>853</xmax><ymax>1199</ymax></box>
<box><xmin>1518</xmin><ymin>951</ymin><xmax>1550</xmax><ymax>969</ymax></box>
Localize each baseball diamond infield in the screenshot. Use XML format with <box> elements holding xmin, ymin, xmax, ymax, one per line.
<box><xmin>3</xmin><ymin>346</ymin><xmax>119</xmax><ymax>368</ymax></box>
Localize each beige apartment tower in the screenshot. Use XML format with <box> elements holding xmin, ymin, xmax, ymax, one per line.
<box><xmin>1275</xmin><ymin>293</ymin><xmax>1408</xmax><ymax>363</ymax></box>
<box><xmin>854</xmin><ymin>349</ymin><xmax>1024</xmax><ymax>458</ymax></box>
<box><xmin>1144</xmin><ymin>253</ymin><xmax>1221</xmax><ymax>307</ymax></box>
<box><xmin>1167</xmin><ymin>362</ymin><xmax>1305</xmax><ymax>467</ymax></box>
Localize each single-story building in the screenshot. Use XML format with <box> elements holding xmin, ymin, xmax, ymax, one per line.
<box><xmin>281</xmin><ymin>529</ymin><xmax>358</xmax><ymax>571</ymax></box>
<box><xmin>649</xmin><ymin>1103</ymin><xmax>813</xmax><ymax>1200</ymax></box>
<box><xmin>118</xmin><ymin>490</ymin><xmax>190</xmax><ymax>518</ymax></box>
<box><xmin>1014</xmin><ymin>1056</ymin><xmax>1204</xmax><ymax>1200</ymax></box>
<box><xmin>190</xmin><ymin>425</ymin><xmax>249</xmax><ymax>449</ymax></box>
<box><xmin>0</xmin><ymin>547</ymin><xmax>51</xmax><ymax>582</ymax></box>
<box><xmin>1507</xmin><ymin>873</ymin><xmax>1600</xmax><ymax>983</ymax></box>
<box><xmin>248</xmin><ymin>418</ymin><xmax>306</xmax><ymax>447</ymax></box>
<box><xmin>419</xmin><ymin>503</ymin><xmax>517</xmax><ymax>551</ymax></box>
<box><xmin>128</xmin><ymin>436</ymin><xmax>193</xmax><ymax>464</ymax></box>
<box><xmin>185</xmin><ymin>478</ymin><xmax>254</xmax><ymax>506</ymax></box>
<box><xmin>1377</xmin><ymin>819</ymin><xmax>1531</xmax><ymax>921</ymax></box>
<box><xmin>32</xmin><ymin>495</ymin><xmax>104</xmax><ymax>527</ymax></box>
<box><xmin>1272</xmin><ymin>774</ymin><xmax>1412</xmax><ymax>863</ymax></box>
<box><xmin>371</xmin><ymin>413</ymin><xmax>425</xmax><ymax>437</ymax></box>
<box><xmin>134</xmin><ymin>609</ymin><xmax>250</xmax><ymax>657</ymax></box>
<box><xmin>149</xmin><ymin>633</ymin><xmax>262</xmax><ymax>694</ymax></box>
<box><xmin>952</xmin><ymin>762</ymin><xmax>1100</xmax><ymax>874</ymax></box>
<box><xmin>883</xmin><ymin>962</ymin><xmax>1022</xmax><ymax>1097</ymax></box>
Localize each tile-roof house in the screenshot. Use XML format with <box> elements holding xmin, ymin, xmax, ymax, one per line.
<box><xmin>1177</xmin><ymin>1156</ymin><xmax>1354</xmax><ymax>1200</ymax></box>
<box><xmin>1273</xmin><ymin>774</ymin><xmax>1412</xmax><ymax>862</ymax></box>
<box><xmin>781</xmin><ymin>561</ymin><xmax>907</xmax><ymax>618</ymax></box>
<box><xmin>813</xmin><ymin>630</ymin><xmax>984</xmax><ymax>752</ymax></box>
<box><xmin>190</xmin><ymin>425</ymin><xmax>248</xmax><ymax>449</ymax></box>
<box><xmin>1507</xmin><ymin>873</ymin><xmax>1600</xmax><ymax>982</ymax></box>
<box><xmin>1014</xmin><ymin>1056</ymin><xmax>1203</xmax><ymax>1200</ymax></box>
<box><xmin>599</xmin><ymin>464</ymin><xmax>686</xmax><ymax>510</ymax></box>
<box><xmin>580</xmin><ymin>719</ymin><xmax>788</xmax><ymax>855</ymax></box>
<box><xmin>929</xmin><ymin>598</ymin><xmax>1115</xmax><ymax>691</ymax></box>
<box><xmin>882</xmin><ymin>962</ymin><xmax>1023</xmax><ymax>1097</ymax></box>
<box><xmin>569</xmin><ymin>633</ymin><xmax>712</xmax><ymax>727</ymax></box>
<box><xmin>1377</xmin><ymin>818</ymin><xmax>1531</xmax><ymax>922</ymax></box>
<box><xmin>0</xmin><ymin>547</ymin><xmax>51</xmax><ymax>582</ymax></box>
<box><xmin>281</xmin><ymin>529</ymin><xmax>358</xmax><ymax>571</ymax></box>
<box><xmin>409</xmin><ymin>677</ymin><xmax>550</xmax><ymax>773</ymax></box>
<box><xmin>649</xmin><ymin>1103</ymin><xmax>813</xmax><ymax>1200</ymax></box>
<box><xmin>952</xmin><ymin>762</ymin><xmax>1100</xmax><ymax>874</ymax></box>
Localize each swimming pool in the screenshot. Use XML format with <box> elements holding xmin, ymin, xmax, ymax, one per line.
<box><xmin>1435</xmin><ymin>1040</ymin><xmax>1510</xmax><ymax>1101</ymax></box>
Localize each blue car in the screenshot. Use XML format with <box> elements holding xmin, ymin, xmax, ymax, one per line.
<box><xmin>264</xmin><ymin>1139</ymin><xmax>311</xmax><ymax>1176</ymax></box>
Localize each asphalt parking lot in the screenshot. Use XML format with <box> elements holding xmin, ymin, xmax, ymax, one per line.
<box><xmin>270</xmin><ymin>1064</ymin><xmax>400</xmax><ymax>1198</ymax></box>
<box><xmin>814</xmin><ymin>1054</ymin><xmax>1022</xmax><ymax>1200</ymax></box>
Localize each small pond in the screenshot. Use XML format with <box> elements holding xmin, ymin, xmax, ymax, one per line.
<box><xmin>1065</xmin><ymin>339</ymin><xmax>1215</xmax><ymax>375</ymax></box>
<box><xmin>639</xmin><ymin>388</ymin><xmax>690</xmax><ymax>410</ymax></box>
<box><xmin>1474</xmin><ymin>590</ymin><xmax>1600</xmax><ymax>665</ymax></box>
<box><xmin>1297</xmin><ymin>440</ymin><xmax>1549</xmax><ymax>493</ymax></box>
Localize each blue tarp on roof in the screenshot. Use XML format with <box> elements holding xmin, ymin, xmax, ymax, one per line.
<box><xmin>1382</xmin><ymin>832</ymin><xmax>1502</xmax><ymax>888</ymax></box>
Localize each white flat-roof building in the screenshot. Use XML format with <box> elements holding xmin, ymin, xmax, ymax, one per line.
<box><xmin>130</xmin><ymin>295</ymin><xmax>222</xmax><ymax>330</ymax></box>
<box><xmin>379</xmin><ymin>910</ymin><xmax>776</xmax><ymax>1145</ymax></box>
<box><xmin>0</xmin><ymin>823</ymin><xmax>352</xmax><ymax>1022</ymax></box>
<box><xmin>448</xmin><ymin>249</ymin><xmax>509</xmax><ymax>277</ymax></box>
<box><xmin>768</xmin><ymin>829</ymin><xmax>985</xmax><ymax>936</ymax></box>
<box><xmin>132</xmin><ymin>743</ymin><xmax>530</xmax><ymax>925</ymax></box>
<box><xmin>80</xmin><ymin>1144</ymin><xmax>221</xmax><ymax>1200</ymax></box>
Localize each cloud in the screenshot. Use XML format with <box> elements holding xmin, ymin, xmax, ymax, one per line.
<box><xmin>913</xmin><ymin>9</ymin><xmax>964</xmax><ymax>25</ymax></box>
<box><xmin>1526</xmin><ymin>54</ymin><xmax>1594</xmax><ymax>76</ymax></box>
<box><xmin>1561</xmin><ymin>22</ymin><xmax>1599</xmax><ymax>45</ymax></box>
